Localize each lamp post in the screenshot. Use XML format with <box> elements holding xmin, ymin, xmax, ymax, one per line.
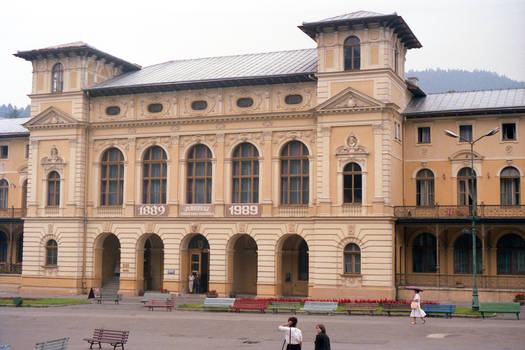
<box><xmin>444</xmin><ymin>127</ymin><xmax>499</xmax><ymax>311</ymax></box>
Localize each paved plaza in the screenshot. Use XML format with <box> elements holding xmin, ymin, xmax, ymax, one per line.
<box><xmin>1</xmin><ymin>297</ymin><xmax>524</xmax><ymax>350</ymax></box>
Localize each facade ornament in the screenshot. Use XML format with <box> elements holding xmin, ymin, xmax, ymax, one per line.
<box><xmin>48</xmin><ymin>223</ymin><xmax>54</xmax><ymax>234</ymax></box>
<box><xmin>287</xmin><ymin>223</ymin><xmax>297</xmax><ymax>233</ymax></box>
<box><xmin>347</xmin><ymin>224</ymin><xmax>355</xmax><ymax>236</ymax></box>
<box><xmin>237</xmin><ymin>223</ymin><xmax>247</xmax><ymax>234</ymax></box>
<box><xmin>190</xmin><ymin>223</ymin><xmax>200</xmax><ymax>233</ymax></box>
<box><xmin>335</xmin><ymin>133</ymin><xmax>369</xmax><ymax>156</ymax></box>
<box><xmin>145</xmin><ymin>222</ymin><xmax>154</xmax><ymax>234</ymax></box>
<box><xmin>41</xmin><ymin>146</ymin><xmax>66</xmax><ymax>172</ymax></box>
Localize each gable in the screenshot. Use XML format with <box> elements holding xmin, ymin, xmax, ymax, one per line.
<box><xmin>315</xmin><ymin>86</ymin><xmax>384</xmax><ymax>112</ymax></box>
<box><xmin>24</xmin><ymin>107</ymin><xmax>83</xmax><ymax>129</ymax></box>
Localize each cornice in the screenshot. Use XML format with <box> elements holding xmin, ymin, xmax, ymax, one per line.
<box><xmin>28</xmin><ymin>91</ymin><xmax>86</xmax><ymax>99</ymax></box>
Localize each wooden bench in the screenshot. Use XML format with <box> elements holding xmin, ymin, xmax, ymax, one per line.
<box><xmin>141</xmin><ymin>292</ymin><xmax>172</xmax><ymax>304</ymax></box>
<box><xmin>382</xmin><ymin>303</ymin><xmax>412</xmax><ymax>316</ymax></box>
<box><xmin>144</xmin><ymin>299</ymin><xmax>175</xmax><ymax>311</ymax></box>
<box><xmin>267</xmin><ymin>302</ymin><xmax>301</xmax><ymax>314</ymax></box>
<box><xmin>95</xmin><ymin>293</ymin><xmax>122</xmax><ymax>304</ymax></box>
<box><xmin>479</xmin><ymin>302</ymin><xmax>520</xmax><ymax>320</ymax></box>
<box><xmin>35</xmin><ymin>337</ymin><xmax>69</xmax><ymax>350</ymax></box>
<box><xmin>344</xmin><ymin>303</ymin><xmax>379</xmax><ymax>315</ymax></box>
<box><xmin>202</xmin><ymin>297</ymin><xmax>235</xmax><ymax>310</ymax></box>
<box><xmin>230</xmin><ymin>299</ymin><xmax>269</xmax><ymax>313</ymax></box>
<box><xmin>84</xmin><ymin>328</ymin><xmax>129</xmax><ymax>350</ymax></box>
<box><xmin>422</xmin><ymin>304</ymin><xmax>456</xmax><ymax>318</ymax></box>
<box><xmin>301</xmin><ymin>301</ymin><xmax>338</xmax><ymax>315</ymax></box>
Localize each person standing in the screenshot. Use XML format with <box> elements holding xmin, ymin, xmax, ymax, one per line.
<box><xmin>314</xmin><ymin>324</ymin><xmax>330</xmax><ymax>350</ymax></box>
<box><xmin>188</xmin><ymin>273</ymin><xmax>195</xmax><ymax>294</ymax></box>
<box><xmin>194</xmin><ymin>272</ymin><xmax>201</xmax><ymax>294</ymax></box>
<box><xmin>410</xmin><ymin>289</ymin><xmax>426</xmax><ymax>324</ymax></box>
<box><xmin>278</xmin><ymin>316</ymin><xmax>302</xmax><ymax>350</ymax></box>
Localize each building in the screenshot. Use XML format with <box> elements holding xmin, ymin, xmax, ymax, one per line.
<box><xmin>1</xmin><ymin>11</ymin><xmax>523</xmax><ymax>301</ymax></box>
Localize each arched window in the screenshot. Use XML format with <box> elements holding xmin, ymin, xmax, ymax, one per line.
<box><xmin>45</xmin><ymin>239</ymin><xmax>58</xmax><ymax>265</ymax></box>
<box><xmin>412</xmin><ymin>233</ymin><xmax>436</xmax><ymax>272</ymax></box>
<box><xmin>0</xmin><ymin>179</ymin><xmax>8</xmax><ymax>209</ymax></box>
<box><xmin>47</xmin><ymin>171</ymin><xmax>60</xmax><ymax>207</ymax></box>
<box><xmin>497</xmin><ymin>234</ymin><xmax>525</xmax><ymax>274</ymax></box>
<box><xmin>344</xmin><ymin>243</ymin><xmax>361</xmax><ymax>274</ymax></box>
<box><xmin>143</xmin><ymin>146</ymin><xmax>167</xmax><ymax>204</ymax></box>
<box><xmin>343</xmin><ymin>163</ymin><xmax>362</xmax><ymax>204</ymax></box>
<box><xmin>51</xmin><ymin>63</ymin><xmax>64</xmax><ymax>93</ymax></box>
<box><xmin>280</xmin><ymin>141</ymin><xmax>309</xmax><ymax>205</ymax></box>
<box><xmin>101</xmin><ymin>148</ymin><xmax>125</xmax><ymax>206</ymax></box>
<box><xmin>232</xmin><ymin>143</ymin><xmax>259</xmax><ymax>203</ymax></box>
<box><xmin>344</xmin><ymin>36</ymin><xmax>360</xmax><ymax>71</ymax></box>
<box><xmin>416</xmin><ymin>169</ymin><xmax>435</xmax><ymax>206</ymax></box>
<box><xmin>454</xmin><ymin>233</ymin><xmax>482</xmax><ymax>274</ymax></box>
<box><xmin>501</xmin><ymin>167</ymin><xmax>520</xmax><ymax>205</ymax></box>
<box><xmin>0</xmin><ymin>231</ymin><xmax>7</xmax><ymax>263</ymax></box>
<box><xmin>458</xmin><ymin>167</ymin><xmax>476</xmax><ymax>206</ymax></box>
<box><xmin>22</xmin><ymin>179</ymin><xmax>28</xmax><ymax>209</ymax></box>
<box><xmin>187</xmin><ymin>144</ymin><xmax>212</xmax><ymax>204</ymax></box>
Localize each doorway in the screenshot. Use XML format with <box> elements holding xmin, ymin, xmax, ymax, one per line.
<box><xmin>188</xmin><ymin>235</ymin><xmax>210</xmax><ymax>293</ymax></box>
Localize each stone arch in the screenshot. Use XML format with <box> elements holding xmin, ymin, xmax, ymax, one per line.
<box><xmin>137</xmin><ymin>143</ymin><xmax>170</xmax><ymax>162</ymax></box>
<box><xmin>227</xmin><ymin>140</ymin><xmax>262</xmax><ymax>159</ymax></box>
<box><xmin>180</xmin><ymin>233</ymin><xmax>210</xmax><ymax>294</ymax></box>
<box><xmin>274</xmin><ymin>138</ymin><xmax>313</xmax><ymax>158</ymax></box>
<box><xmin>276</xmin><ymin>234</ymin><xmax>309</xmax><ymax>297</ymax></box>
<box><xmin>136</xmin><ymin>233</ymin><xmax>164</xmax><ymax>293</ymax></box>
<box><xmin>226</xmin><ymin>234</ymin><xmax>258</xmax><ymax>296</ymax></box>
<box><xmin>93</xmin><ymin>233</ymin><xmax>121</xmax><ymax>289</ymax></box>
<box><xmin>96</xmin><ymin>145</ymin><xmax>128</xmax><ymax>163</ymax></box>
<box><xmin>181</xmin><ymin>141</ymin><xmax>216</xmax><ymax>160</ymax></box>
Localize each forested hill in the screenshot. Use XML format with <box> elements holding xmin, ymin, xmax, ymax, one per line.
<box><xmin>406</xmin><ymin>69</ymin><xmax>525</xmax><ymax>94</ymax></box>
<box><xmin>0</xmin><ymin>104</ymin><xmax>30</xmax><ymax>118</ymax></box>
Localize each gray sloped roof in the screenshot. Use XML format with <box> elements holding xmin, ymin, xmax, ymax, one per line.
<box><xmin>306</xmin><ymin>10</ymin><xmax>394</xmax><ymax>23</ymax></box>
<box><xmin>0</xmin><ymin>118</ymin><xmax>30</xmax><ymax>137</ymax></box>
<box><xmin>404</xmin><ymin>88</ymin><xmax>525</xmax><ymax>116</ymax></box>
<box><xmin>88</xmin><ymin>49</ymin><xmax>318</xmax><ymax>96</ymax></box>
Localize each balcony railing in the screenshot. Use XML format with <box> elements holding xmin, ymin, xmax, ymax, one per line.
<box><xmin>279</xmin><ymin>206</ymin><xmax>309</xmax><ymax>217</ymax></box>
<box><xmin>0</xmin><ymin>263</ymin><xmax>22</xmax><ymax>274</ymax></box>
<box><xmin>394</xmin><ymin>205</ymin><xmax>525</xmax><ymax>219</ymax></box>
<box><xmin>396</xmin><ymin>273</ymin><xmax>525</xmax><ymax>290</ymax></box>
<box><xmin>0</xmin><ymin>207</ymin><xmax>26</xmax><ymax>219</ymax></box>
<box><xmin>342</xmin><ymin>204</ymin><xmax>363</xmax><ymax>216</ymax></box>
<box><xmin>96</xmin><ymin>206</ymin><xmax>123</xmax><ymax>217</ymax></box>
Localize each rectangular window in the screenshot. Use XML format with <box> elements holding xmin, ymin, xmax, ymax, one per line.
<box><xmin>417</xmin><ymin>127</ymin><xmax>431</xmax><ymax>144</ymax></box>
<box><xmin>502</xmin><ymin>123</ymin><xmax>516</xmax><ymax>141</ymax></box>
<box><xmin>459</xmin><ymin>125</ymin><xmax>472</xmax><ymax>142</ymax></box>
<box><xmin>0</xmin><ymin>146</ymin><xmax>8</xmax><ymax>159</ymax></box>
<box><xmin>25</xmin><ymin>144</ymin><xmax>30</xmax><ymax>159</ymax></box>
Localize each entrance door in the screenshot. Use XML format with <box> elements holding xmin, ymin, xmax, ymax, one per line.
<box><xmin>187</xmin><ymin>234</ymin><xmax>210</xmax><ymax>294</ymax></box>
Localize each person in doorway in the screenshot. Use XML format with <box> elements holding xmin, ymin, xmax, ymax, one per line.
<box><xmin>314</xmin><ymin>324</ymin><xmax>330</xmax><ymax>350</ymax></box>
<box><xmin>194</xmin><ymin>272</ymin><xmax>200</xmax><ymax>294</ymax></box>
<box><xmin>278</xmin><ymin>316</ymin><xmax>302</xmax><ymax>350</ymax></box>
<box><xmin>410</xmin><ymin>289</ymin><xmax>426</xmax><ymax>325</ymax></box>
<box><xmin>188</xmin><ymin>273</ymin><xmax>195</xmax><ymax>294</ymax></box>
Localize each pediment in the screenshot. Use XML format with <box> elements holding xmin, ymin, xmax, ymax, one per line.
<box><xmin>316</xmin><ymin>87</ymin><xmax>384</xmax><ymax>112</ymax></box>
<box><xmin>449</xmin><ymin>150</ymin><xmax>483</xmax><ymax>161</ymax></box>
<box><xmin>24</xmin><ymin>107</ymin><xmax>79</xmax><ymax>128</ymax></box>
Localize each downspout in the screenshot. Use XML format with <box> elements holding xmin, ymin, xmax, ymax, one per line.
<box><xmin>81</xmin><ymin>90</ymin><xmax>90</xmax><ymax>293</ymax></box>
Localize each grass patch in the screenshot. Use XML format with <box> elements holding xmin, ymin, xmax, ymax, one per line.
<box><xmin>0</xmin><ymin>298</ymin><xmax>90</xmax><ymax>306</ymax></box>
<box><xmin>454</xmin><ymin>307</ymin><xmax>481</xmax><ymax>316</ymax></box>
<box><xmin>177</xmin><ymin>303</ymin><xmax>203</xmax><ymax>309</ymax></box>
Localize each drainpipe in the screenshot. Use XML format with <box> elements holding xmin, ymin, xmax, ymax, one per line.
<box><xmin>81</xmin><ymin>90</ymin><xmax>90</xmax><ymax>293</ymax></box>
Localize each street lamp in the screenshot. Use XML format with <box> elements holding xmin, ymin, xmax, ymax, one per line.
<box><xmin>444</xmin><ymin>127</ymin><xmax>499</xmax><ymax>310</ymax></box>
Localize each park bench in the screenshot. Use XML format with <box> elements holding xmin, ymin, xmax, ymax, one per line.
<box><xmin>0</xmin><ymin>345</ymin><xmax>10</xmax><ymax>350</ymax></box>
<box><xmin>230</xmin><ymin>299</ymin><xmax>269</xmax><ymax>313</ymax></box>
<box><xmin>144</xmin><ymin>299</ymin><xmax>175</xmax><ymax>311</ymax></box>
<box><xmin>267</xmin><ymin>302</ymin><xmax>301</xmax><ymax>314</ymax></box>
<box><xmin>344</xmin><ymin>303</ymin><xmax>379</xmax><ymax>316</ymax></box>
<box><xmin>35</xmin><ymin>337</ymin><xmax>69</xmax><ymax>350</ymax></box>
<box><xmin>141</xmin><ymin>291</ymin><xmax>172</xmax><ymax>303</ymax></box>
<box><xmin>202</xmin><ymin>297</ymin><xmax>235</xmax><ymax>310</ymax></box>
<box><xmin>95</xmin><ymin>293</ymin><xmax>122</xmax><ymax>304</ymax></box>
<box><xmin>83</xmin><ymin>328</ymin><xmax>129</xmax><ymax>350</ymax></box>
<box><xmin>383</xmin><ymin>303</ymin><xmax>412</xmax><ymax>316</ymax></box>
<box><xmin>300</xmin><ymin>301</ymin><xmax>338</xmax><ymax>315</ymax></box>
<box><xmin>479</xmin><ymin>302</ymin><xmax>520</xmax><ymax>320</ymax></box>
<box><xmin>422</xmin><ymin>304</ymin><xmax>456</xmax><ymax>318</ymax></box>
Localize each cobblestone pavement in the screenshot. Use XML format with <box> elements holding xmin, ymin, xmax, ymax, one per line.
<box><xmin>1</xmin><ymin>297</ymin><xmax>524</xmax><ymax>349</ymax></box>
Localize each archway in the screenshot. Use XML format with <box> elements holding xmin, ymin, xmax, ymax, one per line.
<box><xmin>182</xmin><ymin>234</ymin><xmax>210</xmax><ymax>294</ymax></box>
<box><xmin>94</xmin><ymin>233</ymin><xmax>120</xmax><ymax>289</ymax></box>
<box><xmin>137</xmin><ymin>234</ymin><xmax>164</xmax><ymax>292</ymax></box>
<box><xmin>279</xmin><ymin>235</ymin><xmax>309</xmax><ymax>296</ymax></box>
<box><xmin>229</xmin><ymin>235</ymin><xmax>257</xmax><ymax>296</ymax></box>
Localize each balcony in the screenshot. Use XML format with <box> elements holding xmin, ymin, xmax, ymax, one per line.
<box><xmin>279</xmin><ymin>206</ymin><xmax>309</xmax><ymax>217</ymax></box>
<box><xmin>396</xmin><ymin>273</ymin><xmax>525</xmax><ymax>290</ymax></box>
<box><xmin>394</xmin><ymin>205</ymin><xmax>525</xmax><ymax>219</ymax></box>
<box><xmin>0</xmin><ymin>208</ymin><xmax>26</xmax><ymax>219</ymax></box>
<box><xmin>0</xmin><ymin>263</ymin><xmax>22</xmax><ymax>274</ymax></box>
<box><xmin>96</xmin><ymin>206</ymin><xmax>123</xmax><ymax>217</ymax></box>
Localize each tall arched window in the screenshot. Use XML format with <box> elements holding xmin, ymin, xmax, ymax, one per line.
<box><xmin>143</xmin><ymin>146</ymin><xmax>167</xmax><ymax>204</ymax></box>
<box><xmin>344</xmin><ymin>243</ymin><xmax>361</xmax><ymax>274</ymax></box>
<box><xmin>458</xmin><ymin>167</ymin><xmax>476</xmax><ymax>206</ymax></box>
<box><xmin>45</xmin><ymin>239</ymin><xmax>58</xmax><ymax>266</ymax></box>
<box><xmin>412</xmin><ymin>233</ymin><xmax>436</xmax><ymax>272</ymax></box>
<box><xmin>343</xmin><ymin>163</ymin><xmax>362</xmax><ymax>204</ymax></box>
<box><xmin>101</xmin><ymin>148</ymin><xmax>125</xmax><ymax>206</ymax></box>
<box><xmin>454</xmin><ymin>233</ymin><xmax>482</xmax><ymax>274</ymax></box>
<box><xmin>416</xmin><ymin>169</ymin><xmax>435</xmax><ymax>206</ymax></box>
<box><xmin>0</xmin><ymin>231</ymin><xmax>7</xmax><ymax>263</ymax></box>
<box><xmin>51</xmin><ymin>63</ymin><xmax>64</xmax><ymax>93</ymax></box>
<box><xmin>0</xmin><ymin>179</ymin><xmax>8</xmax><ymax>209</ymax></box>
<box><xmin>47</xmin><ymin>171</ymin><xmax>60</xmax><ymax>207</ymax></box>
<box><xmin>280</xmin><ymin>141</ymin><xmax>309</xmax><ymax>205</ymax></box>
<box><xmin>187</xmin><ymin>144</ymin><xmax>212</xmax><ymax>204</ymax></box>
<box><xmin>232</xmin><ymin>143</ymin><xmax>259</xmax><ymax>203</ymax></box>
<box><xmin>500</xmin><ymin>167</ymin><xmax>520</xmax><ymax>205</ymax></box>
<box><xmin>344</xmin><ymin>36</ymin><xmax>360</xmax><ymax>71</ymax></box>
<box><xmin>497</xmin><ymin>234</ymin><xmax>525</xmax><ymax>274</ymax></box>
<box><xmin>22</xmin><ymin>179</ymin><xmax>28</xmax><ymax>209</ymax></box>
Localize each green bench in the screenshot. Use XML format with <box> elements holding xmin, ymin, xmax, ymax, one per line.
<box><xmin>479</xmin><ymin>302</ymin><xmax>520</xmax><ymax>320</ymax></box>
<box><xmin>267</xmin><ymin>302</ymin><xmax>301</xmax><ymax>314</ymax></box>
<box><xmin>141</xmin><ymin>292</ymin><xmax>172</xmax><ymax>304</ymax></box>
<box><xmin>35</xmin><ymin>337</ymin><xmax>69</xmax><ymax>350</ymax></box>
<box><xmin>95</xmin><ymin>293</ymin><xmax>122</xmax><ymax>304</ymax></box>
<box><xmin>301</xmin><ymin>301</ymin><xmax>338</xmax><ymax>315</ymax></box>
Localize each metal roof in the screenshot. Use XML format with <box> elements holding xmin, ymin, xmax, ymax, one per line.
<box><xmin>87</xmin><ymin>49</ymin><xmax>318</xmax><ymax>96</ymax></box>
<box><xmin>0</xmin><ymin>118</ymin><xmax>30</xmax><ymax>137</ymax></box>
<box><xmin>299</xmin><ymin>11</ymin><xmax>422</xmax><ymax>49</ymax></box>
<box><xmin>404</xmin><ymin>88</ymin><xmax>525</xmax><ymax>117</ymax></box>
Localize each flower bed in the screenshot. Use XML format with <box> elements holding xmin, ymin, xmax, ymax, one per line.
<box><xmin>236</xmin><ymin>297</ymin><xmax>439</xmax><ymax>305</ymax></box>
<box><xmin>514</xmin><ymin>293</ymin><xmax>525</xmax><ymax>305</ymax></box>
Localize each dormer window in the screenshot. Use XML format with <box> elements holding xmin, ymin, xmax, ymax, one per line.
<box><xmin>344</xmin><ymin>36</ymin><xmax>360</xmax><ymax>71</ymax></box>
<box><xmin>51</xmin><ymin>63</ymin><xmax>64</xmax><ymax>93</ymax></box>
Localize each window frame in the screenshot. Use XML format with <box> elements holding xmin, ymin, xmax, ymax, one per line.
<box><xmin>416</xmin><ymin>169</ymin><xmax>435</xmax><ymax>207</ymax></box>
<box><xmin>412</xmin><ymin>233</ymin><xmax>437</xmax><ymax>273</ymax></box>
<box><xmin>280</xmin><ymin>141</ymin><xmax>309</xmax><ymax>206</ymax></box>
<box><xmin>459</xmin><ymin>124</ymin><xmax>473</xmax><ymax>142</ymax></box>
<box><xmin>45</xmin><ymin>239</ymin><xmax>58</xmax><ymax>266</ymax></box>
<box><xmin>343</xmin><ymin>162</ymin><xmax>362</xmax><ymax>204</ymax></box>
<box><xmin>417</xmin><ymin>126</ymin><xmax>431</xmax><ymax>144</ymax></box>
<box><xmin>343</xmin><ymin>243</ymin><xmax>361</xmax><ymax>275</ymax></box>
<box><xmin>232</xmin><ymin>143</ymin><xmax>259</xmax><ymax>204</ymax></box>
<box><xmin>100</xmin><ymin>148</ymin><xmax>125</xmax><ymax>206</ymax></box>
<box><xmin>0</xmin><ymin>179</ymin><xmax>8</xmax><ymax>209</ymax></box>
<box><xmin>0</xmin><ymin>145</ymin><xmax>8</xmax><ymax>159</ymax></box>
<box><xmin>454</xmin><ymin>234</ymin><xmax>482</xmax><ymax>274</ymax></box>
<box><xmin>47</xmin><ymin>171</ymin><xmax>60</xmax><ymax>207</ymax></box>
<box><xmin>51</xmin><ymin>63</ymin><xmax>64</xmax><ymax>93</ymax></box>
<box><xmin>142</xmin><ymin>146</ymin><xmax>167</xmax><ymax>204</ymax></box>
<box><xmin>501</xmin><ymin>123</ymin><xmax>517</xmax><ymax>141</ymax></box>
<box><xmin>186</xmin><ymin>144</ymin><xmax>213</xmax><ymax>204</ymax></box>
<box><xmin>500</xmin><ymin>167</ymin><xmax>520</xmax><ymax>206</ymax></box>
<box><xmin>457</xmin><ymin>167</ymin><xmax>476</xmax><ymax>206</ymax></box>
<box><xmin>497</xmin><ymin>234</ymin><xmax>525</xmax><ymax>275</ymax></box>
<box><xmin>343</xmin><ymin>36</ymin><xmax>361</xmax><ymax>71</ymax></box>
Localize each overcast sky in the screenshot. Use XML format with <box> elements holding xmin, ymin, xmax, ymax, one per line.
<box><xmin>2</xmin><ymin>0</ymin><xmax>524</xmax><ymax>107</ymax></box>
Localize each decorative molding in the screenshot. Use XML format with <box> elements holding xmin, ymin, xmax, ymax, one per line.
<box><xmin>40</xmin><ymin>146</ymin><xmax>66</xmax><ymax>173</ymax></box>
<box><xmin>237</xmin><ymin>223</ymin><xmax>247</xmax><ymax>234</ymax></box>
<box><xmin>224</xmin><ymin>132</ymin><xmax>263</xmax><ymax>147</ymax></box>
<box><xmin>287</xmin><ymin>222</ymin><xmax>297</xmax><ymax>233</ymax></box>
<box><xmin>93</xmin><ymin>138</ymin><xmax>130</xmax><ymax>154</ymax></box>
<box><xmin>190</xmin><ymin>223</ymin><xmax>200</xmax><ymax>233</ymax></box>
<box><xmin>273</xmin><ymin>130</ymin><xmax>316</xmax><ymax>145</ymax></box>
<box><xmin>335</xmin><ymin>133</ymin><xmax>369</xmax><ymax>156</ymax></box>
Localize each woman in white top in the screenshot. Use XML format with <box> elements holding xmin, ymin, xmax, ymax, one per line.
<box><xmin>278</xmin><ymin>316</ymin><xmax>302</xmax><ymax>349</ymax></box>
<box><xmin>188</xmin><ymin>273</ymin><xmax>195</xmax><ymax>294</ymax></box>
<box><xmin>410</xmin><ymin>289</ymin><xmax>426</xmax><ymax>324</ymax></box>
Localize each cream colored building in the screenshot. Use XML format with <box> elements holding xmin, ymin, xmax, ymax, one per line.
<box><xmin>1</xmin><ymin>11</ymin><xmax>523</xmax><ymax>301</ymax></box>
